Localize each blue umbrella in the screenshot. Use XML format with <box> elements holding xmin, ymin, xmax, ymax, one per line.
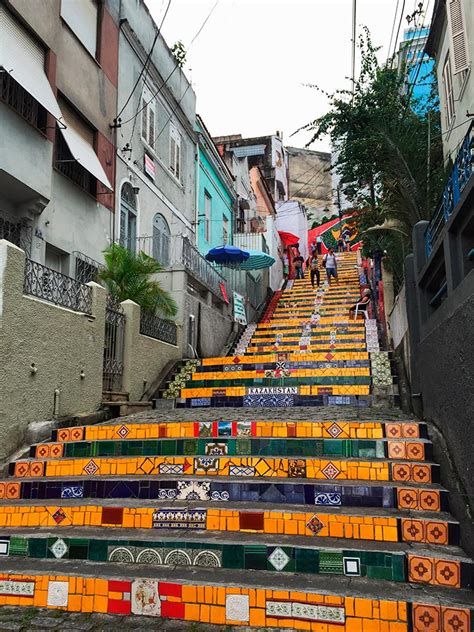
<box><xmin>205</xmin><ymin>245</ymin><xmax>250</xmax><ymax>264</ymax></box>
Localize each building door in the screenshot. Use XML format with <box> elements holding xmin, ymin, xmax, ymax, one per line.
<box><xmin>152</xmin><ymin>213</ymin><xmax>171</xmax><ymax>266</ymax></box>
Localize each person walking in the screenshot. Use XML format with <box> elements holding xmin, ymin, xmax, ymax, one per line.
<box><xmin>316</xmin><ymin>235</ymin><xmax>323</xmax><ymax>255</ymax></box>
<box><xmin>293</xmin><ymin>254</ymin><xmax>305</xmax><ymax>279</ymax></box>
<box><xmin>308</xmin><ymin>253</ymin><xmax>320</xmax><ymax>288</ymax></box>
<box><xmin>337</xmin><ymin>235</ymin><xmax>345</xmax><ymax>252</ymax></box>
<box><xmin>323</xmin><ymin>248</ymin><xmax>338</xmax><ymax>285</ymax></box>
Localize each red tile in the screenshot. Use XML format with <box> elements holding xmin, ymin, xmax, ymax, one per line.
<box><xmin>101</xmin><ymin>507</ymin><xmax>124</xmax><ymax>525</ymax></box>
<box><xmin>239</xmin><ymin>512</ymin><xmax>264</xmax><ymax>530</ymax></box>
<box><xmin>412</xmin><ymin>604</ymin><xmax>441</xmax><ymax>631</ymax></box>
<box><xmin>108</xmin><ymin>580</ymin><xmax>131</xmax><ymax>593</ymax></box>
<box><xmin>161</xmin><ymin>601</ymin><xmax>185</xmax><ymax>619</ymax></box>
<box><xmin>159</xmin><ymin>425</ymin><xmax>167</xmax><ymax>438</ymax></box>
<box><xmin>442</xmin><ymin>607</ymin><xmax>470</xmax><ymax>632</ymax></box>
<box><xmin>158</xmin><ymin>582</ymin><xmax>182</xmax><ymax>598</ymax></box>
<box><xmin>108</xmin><ymin>599</ymin><xmax>131</xmax><ymax>615</ymax></box>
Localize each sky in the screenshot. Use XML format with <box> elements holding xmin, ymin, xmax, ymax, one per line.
<box><xmin>145</xmin><ymin>0</ymin><xmax>430</xmax><ymax>152</ymax></box>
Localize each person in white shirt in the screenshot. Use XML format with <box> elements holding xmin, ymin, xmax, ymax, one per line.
<box><xmin>323</xmin><ymin>247</ymin><xmax>338</xmax><ymax>285</ymax></box>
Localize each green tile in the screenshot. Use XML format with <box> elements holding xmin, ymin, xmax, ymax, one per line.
<box><xmin>27</xmin><ymin>538</ymin><xmax>48</xmax><ymax>558</ymax></box>
<box><xmin>222</xmin><ymin>545</ymin><xmax>245</xmax><ymax>569</ymax></box>
<box><xmin>319</xmin><ymin>551</ymin><xmax>344</xmax><ymax>574</ymax></box>
<box><xmin>295</xmin><ymin>548</ymin><xmax>318</xmax><ymax>573</ymax></box>
<box><xmin>9</xmin><ymin>537</ymin><xmax>28</xmax><ymax>556</ymax></box>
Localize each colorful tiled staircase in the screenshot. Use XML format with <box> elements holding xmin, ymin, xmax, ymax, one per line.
<box><xmin>0</xmin><ymin>252</ymin><xmax>472</xmax><ymax>630</ymax></box>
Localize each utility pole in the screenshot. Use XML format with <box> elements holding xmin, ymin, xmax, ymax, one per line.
<box><xmin>351</xmin><ymin>0</ymin><xmax>357</xmax><ymax>98</ymax></box>
<box><xmin>426</xmin><ymin>110</ymin><xmax>431</xmax><ymax>215</ymax></box>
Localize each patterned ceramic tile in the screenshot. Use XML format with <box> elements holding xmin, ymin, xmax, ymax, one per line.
<box><xmin>152</xmin><ymin>509</ymin><xmax>207</xmax><ymax>529</ymax></box>
<box><xmin>131</xmin><ymin>579</ymin><xmax>160</xmax><ymax>616</ymax></box>
<box><xmin>321</xmin><ymin>462</ymin><xmax>341</xmax><ymax>479</ymax></box>
<box><xmin>47</xmin><ymin>580</ymin><xmax>69</xmax><ymax>607</ymax></box>
<box><xmin>306</xmin><ymin>514</ymin><xmax>324</xmax><ymax>535</ymax></box>
<box><xmin>176</xmin><ymin>481</ymin><xmax>210</xmax><ymax>501</ymax></box>
<box><xmin>343</xmin><ymin>557</ymin><xmax>361</xmax><ymax>576</ymax></box>
<box><xmin>314</xmin><ymin>492</ymin><xmax>342</xmax><ymax>506</ymax></box>
<box><xmin>61</xmin><ymin>485</ymin><xmax>84</xmax><ymax>499</ymax></box>
<box><xmin>50</xmin><ymin>538</ymin><xmax>68</xmax><ymax>559</ymax></box>
<box><xmin>266</xmin><ymin>601</ymin><xmax>345</xmax><ymax>623</ymax></box>
<box><xmin>268</xmin><ymin>547</ymin><xmax>291</xmax><ymax>571</ymax></box>
<box><xmin>226</xmin><ymin>594</ymin><xmax>250</xmax><ymax>622</ymax></box>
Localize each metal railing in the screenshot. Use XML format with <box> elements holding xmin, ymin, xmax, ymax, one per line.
<box><xmin>0</xmin><ymin>72</ymin><xmax>47</xmax><ymax>130</ymax></box>
<box><xmin>426</xmin><ymin>122</ymin><xmax>473</xmax><ymax>257</ymax></box>
<box><xmin>0</xmin><ymin>215</ymin><xmax>32</xmax><ymax>256</ymax></box>
<box><xmin>233</xmin><ymin>231</ymin><xmax>269</xmax><ymax>254</ymax></box>
<box><xmin>140</xmin><ymin>309</ymin><xmax>177</xmax><ymax>345</ymax></box>
<box><xmin>24</xmin><ymin>258</ymin><xmax>93</xmax><ymax>314</ymax></box>
<box><xmin>181</xmin><ymin>236</ymin><xmax>225</xmax><ymax>296</ymax></box>
<box><xmin>73</xmin><ymin>251</ymin><xmax>104</xmax><ymax>284</ymax></box>
<box><xmin>103</xmin><ymin>294</ymin><xmax>126</xmax><ymax>392</ymax></box>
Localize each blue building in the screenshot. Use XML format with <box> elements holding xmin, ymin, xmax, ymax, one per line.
<box><xmin>397</xmin><ymin>27</ymin><xmax>437</xmax><ymax>113</ymax></box>
<box><xmin>195</xmin><ymin>115</ymin><xmax>236</xmax><ymax>254</ymax></box>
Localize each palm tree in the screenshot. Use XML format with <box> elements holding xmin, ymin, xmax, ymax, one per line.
<box><xmin>99</xmin><ymin>243</ymin><xmax>178</xmax><ymax>318</ymax></box>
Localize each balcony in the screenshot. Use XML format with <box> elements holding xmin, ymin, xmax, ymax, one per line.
<box><xmin>233</xmin><ymin>231</ymin><xmax>269</xmax><ymax>254</ymax></box>
<box><xmin>425</xmin><ymin>122</ymin><xmax>473</xmax><ymax>257</ymax></box>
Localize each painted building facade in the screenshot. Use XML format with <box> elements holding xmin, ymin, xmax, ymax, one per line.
<box><xmin>397</xmin><ymin>27</ymin><xmax>436</xmax><ymax>113</ymax></box>
<box><xmin>195</xmin><ymin>115</ymin><xmax>235</xmax><ymax>254</ymax></box>
<box><xmin>0</xmin><ymin>0</ymin><xmax>119</xmax><ymax>276</ymax></box>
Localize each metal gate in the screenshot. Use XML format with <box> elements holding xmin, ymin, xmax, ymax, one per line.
<box><xmin>102</xmin><ymin>295</ymin><xmax>126</xmax><ymax>392</ymax></box>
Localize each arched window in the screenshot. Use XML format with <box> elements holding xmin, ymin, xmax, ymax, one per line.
<box><xmin>153</xmin><ymin>213</ymin><xmax>171</xmax><ymax>266</ymax></box>
<box><xmin>120</xmin><ymin>183</ymin><xmax>137</xmax><ymax>253</ymax></box>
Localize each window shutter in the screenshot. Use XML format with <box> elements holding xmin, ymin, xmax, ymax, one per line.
<box><xmin>448</xmin><ymin>0</ymin><xmax>470</xmax><ymax>74</ymax></box>
<box><xmin>148</xmin><ymin>105</ymin><xmax>155</xmax><ymax>148</ymax></box>
<box><xmin>175</xmin><ymin>142</ymin><xmax>181</xmax><ymax>180</ymax></box>
<box><xmin>141</xmin><ymin>97</ymin><xmax>148</xmax><ymax>143</ymax></box>
<box><xmin>0</xmin><ymin>6</ymin><xmax>45</xmax><ymax>69</ymax></box>
<box><xmin>60</xmin><ymin>0</ymin><xmax>98</xmax><ymax>57</ymax></box>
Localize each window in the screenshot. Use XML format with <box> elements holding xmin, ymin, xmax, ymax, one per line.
<box><xmin>0</xmin><ymin>6</ymin><xmax>49</xmax><ymax>130</ymax></box>
<box><xmin>223</xmin><ymin>215</ymin><xmax>229</xmax><ymax>244</ymax></box>
<box><xmin>45</xmin><ymin>243</ymin><xmax>69</xmax><ymax>274</ymax></box>
<box><xmin>60</xmin><ymin>0</ymin><xmax>98</xmax><ymax>58</ymax></box>
<box><xmin>442</xmin><ymin>54</ymin><xmax>455</xmax><ymax>128</ymax></box>
<box><xmin>119</xmin><ymin>183</ymin><xmax>137</xmax><ymax>253</ymax></box>
<box><xmin>447</xmin><ymin>0</ymin><xmax>470</xmax><ymax>75</ymax></box>
<box><xmin>204</xmin><ymin>191</ymin><xmax>211</xmax><ymax>242</ymax></box>
<box><xmin>55</xmin><ymin>99</ymin><xmax>97</xmax><ymax>195</ymax></box>
<box><xmin>140</xmin><ymin>86</ymin><xmax>156</xmax><ymax>150</ymax></box>
<box><xmin>169</xmin><ymin>123</ymin><xmax>182</xmax><ymax>181</ymax></box>
<box><xmin>152</xmin><ymin>213</ymin><xmax>171</xmax><ymax>267</ymax></box>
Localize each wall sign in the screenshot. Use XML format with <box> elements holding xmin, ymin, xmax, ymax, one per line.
<box><xmin>144</xmin><ymin>154</ymin><xmax>156</xmax><ymax>180</ymax></box>
<box><xmin>247</xmin><ymin>387</ymin><xmax>298</xmax><ymax>395</ymax></box>
<box><xmin>233</xmin><ymin>292</ymin><xmax>247</xmax><ymax>325</ymax></box>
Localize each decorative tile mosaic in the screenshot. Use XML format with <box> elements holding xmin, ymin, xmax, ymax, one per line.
<box><xmin>152</xmin><ymin>509</ymin><xmax>207</xmax><ymax>530</ymax></box>
<box><xmin>343</xmin><ymin>557</ymin><xmax>361</xmax><ymax>576</ymax></box>
<box><xmin>315</xmin><ymin>492</ymin><xmax>342</xmax><ymax>505</ymax></box>
<box><xmin>243</xmin><ymin>394</ymin><xmax>294</xmax><ymax>407</ymax></box>
<box><xmin>176</xmin><ymin>481</ymin><xmax>210</xmax><ymax>501</ymax></box>
<box><xmin>60</xmin><ymin>485</ymin><xmax>84</xmax><ymax>499</ymax></box>
<box><xmin>266</xmin><ymin>601</ymin><xmax>345</xmax><ymax>623</ymax></box>
<box><xmin>0</xmin><ymin>580</ymin><xmax>35</xmax><ymax>597</ymax></box>
<box><xmin>306</xmin><ymin>514</ymin><xmax>324</xmax><ymax>535</ymax></box>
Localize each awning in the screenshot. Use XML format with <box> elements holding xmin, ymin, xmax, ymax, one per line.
<box><xmin>60</xmin><ymin>124</ymin><xmax>112</xmax><ymax>190</ymax></box>
<box><xmin>0</xmin><ymin>6</ymin><xmax>62</xmax><ymax>120</ymax></box>
<box><xmin>278</xmin><ymin>230</ymin><xmax>299</xmax><ymax>247</ymax></box>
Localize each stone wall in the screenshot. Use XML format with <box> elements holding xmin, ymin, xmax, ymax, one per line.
<box><xmin>0</xmin><ymin>240</ymin><xmax>106</xmax><ymax>459</ymax></box>
<box><xmin>121</xmin><ymin>300</ymin><xmax>182</xmax><ymax>401</ymax></box>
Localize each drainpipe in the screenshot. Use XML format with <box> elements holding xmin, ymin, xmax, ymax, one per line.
<box><xmin>195</xmin><ymin>141</ymin><xmax>200</xmax><ymax>245</ymax></box>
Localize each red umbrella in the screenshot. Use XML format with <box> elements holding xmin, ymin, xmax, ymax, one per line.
<box><xmin>278</xmin><ymin>231</ymin><xmax>299</xmax><ymax>247</ymax></box>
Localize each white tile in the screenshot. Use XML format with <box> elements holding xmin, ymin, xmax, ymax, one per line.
<box><xmin>226</xmin><ymin>594</ymin><xmax>250</xmax><ymax>622</ymax></box>
<box><xmin>47</xmin><ymin>581</ymin><xmax>69</xmax><ymax>607</ymax></box>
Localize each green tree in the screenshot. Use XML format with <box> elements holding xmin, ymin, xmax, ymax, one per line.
<box><xmin>301</xmin><ymin>28</ymin><xmax>445</xmax><ymax>286</ymax></box>
<box><xmin>171</xmin><ymin>41</ymin><xmax>187</xmax><ymax>68</ymax></box>
<box><xmin>99</xmin><ymin>243</ymin><xmax>178</xmax><ymax>318</ymax></box>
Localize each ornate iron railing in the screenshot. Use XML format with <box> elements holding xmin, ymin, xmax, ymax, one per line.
<box><xmin>426</xmin><ymin>122</ymin><xmax>473</xmax><ymax>256</ymax></box>
<box><xmin>73</xmin><ymin>251</ymin><xmax>104</xmax><ymax>284</ymax></box>
<box><xmin>181</xmin><ymin>236</ymin><xmax>225</xmax><ymax>296</ymax></box>
<box><xmin>0</xmin><ymin>214</ymin><xmax>32</xmax><ymax>255</ymax></box>
<box><xmin>103</xmin><ymin>294</ymin><xmax>126</xmax><ymax>392</ymax></box>
<box><xmin>23</xmin><ymin>258</ymin><xmax>93</xmax><ymax>314</ymax></box>
<box><xmin>140</xmin><ymin>309</ymin><xmax>177</xmax><ymax>345</ymax></box>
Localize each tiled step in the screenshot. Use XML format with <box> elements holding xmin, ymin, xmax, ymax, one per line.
<box><xmin>0</xmin><ymin>476</ymin><xmax>449</xmax><ymax>511</ymax></box>
<box><xmin>27</xmin><ymin>437</ymin><xmax>433</xmax><ymax>462</ymax></box>
<box><xmin>0</xmin><ymin>501</ymin><xmax>461</xmax><ymax>545</ymax></box>
<box><xmin>2</xmin><ymin>529</ymin><xmax>472</xmax><ymax>589</ymax></box>
<box><xmin>49</xmin><ymin>419</ymin><xmax>427</xmax><ymax>442</ymax></box>
<box><xmin>1</xmin><ymin>559</ymin><xmax>473</xmax><ymax>628</ymax></box>
<box><xmin>8</xmin><ymin>454</ymin><xmax>439</xmax><ymax>482</ymax></box>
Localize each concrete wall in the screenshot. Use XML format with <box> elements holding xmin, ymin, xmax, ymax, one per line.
<box><xmin>185</xmin><ymin>292</ymin><xmax>235</xmax><ymax>358</ymax></box>
<box><xmin>0</xmin><ymin>240</ymin><xmax>106</xmax><ymax>459</ymax></box>
<box><xmin>121</xmin><ymin>300</ymin><xmax>182</xmax><ymax>401</ymax></box>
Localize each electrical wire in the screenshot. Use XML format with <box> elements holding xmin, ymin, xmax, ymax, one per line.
<box><xmin>404</xmin><ymin>0</ymin><xmax>431</xmax><ymax>107</ymax></box>
<box><xmin>390</xmin><ymin>0</ymin><xmax>407</xmax><ymax>65</ymax></box>
<box><xmin>119</xmin><ymin>0</ymin><xmax>220</xmax><ymax>129</ymax></box>
<box><xmin>387</xmin><ymin>0</ymin><xmax>401</xmax><ymax>63</ymax></box>
<box><xmin>117</xmin><ymin>0</ymin><xmax>172</xmax><ymax>120</ymax></box>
